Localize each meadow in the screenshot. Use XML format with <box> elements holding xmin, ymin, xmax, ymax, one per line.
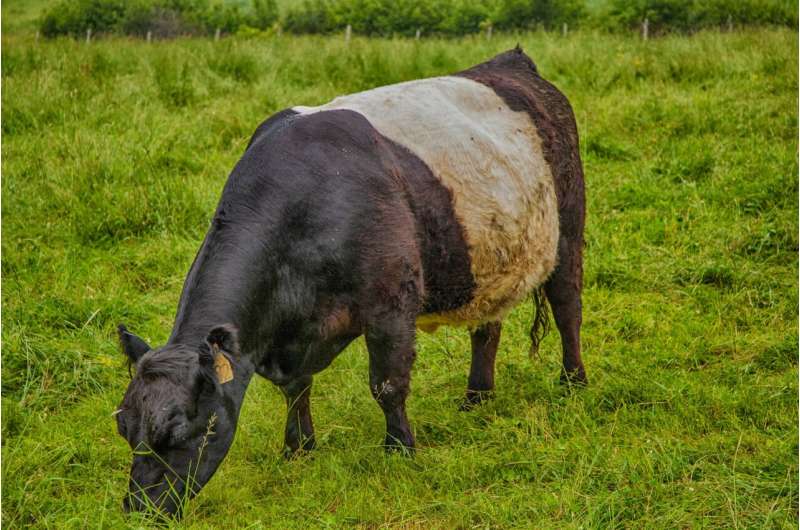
<box><xmin>1</xmin><ymin>12</ymin><xmax>798</xmax><ymax>529</ymax></box>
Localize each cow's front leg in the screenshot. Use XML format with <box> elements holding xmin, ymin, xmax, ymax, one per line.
<box><xmin>365</xmin><ymin>316</ymin><xmax>417</xmax><ymax>453</ymax></box>
<box><xmin>280</xmin><ymin>375</ymin><xmax>315</xmax><ymax>457</ymax></box>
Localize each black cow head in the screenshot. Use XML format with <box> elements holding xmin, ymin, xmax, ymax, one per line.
<box><xmin>115</xmin><ymin>324</ymin><xmax>241</xmax><ymax>518</ymax></box>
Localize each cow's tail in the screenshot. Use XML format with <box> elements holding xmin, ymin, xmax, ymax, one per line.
<box><xmin>529</xmin><ymin>287</ymin><xmax>551</xmax><ymax>358</ymax></box>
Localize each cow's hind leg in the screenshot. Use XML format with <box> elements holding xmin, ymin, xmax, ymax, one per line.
<box><xmin>280</xmin><ymin>375</ymin><xmax>315</xmax><ymax>457</ymax></box>
<box><xmin>544</xmin><ymin>238</ymin><xmax>587</xmax><ymax>385</ymax></box>
<box><xmin>365</xmin><ymin>312</ymin><xmax>418</xmax><ymax>453</ymax></box>
<box><xmin>462</xmin><ymin>321</ymin><xmax>502</xmax><ymax>410</ymax></box>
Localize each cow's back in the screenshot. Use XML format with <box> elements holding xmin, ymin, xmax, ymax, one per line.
<box><xmin>293</xmin><ymin>72</ymin><xmax>559</xmax><ymax>330</ymax></box>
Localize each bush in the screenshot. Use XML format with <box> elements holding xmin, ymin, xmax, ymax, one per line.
<box><xmin>252</xmin><ymin>0</ymin><xmax>279</xmax><ymax>29</ymax></box>
<box><xmin>441</xmin><ymin>1</ymin><xmax>490</xmax><ymax>35</ymax></box>
<box><xmin>606</xmin><ymin>0</ymin><xmax>692</xmax><ymax>32</ymax></box>
<box><xmin>121</xmin><ymin>3</ymin><xmax>195</xmax><ymax>38</ymax></box>
<box><xmin>40</xmin><ymin>0</ymin><xmax>280</xmax><ymax>38</ymax></box>
<box><xmin>604</xmin><ymin>0</ymin><xmax>797</xmax><ymax>33</ymax></box>
<box><xmin>283</xmin><ymin>0</ymin><xmax>583</xmax><ymax>36</ymax></box>
<box><xmin>491</xmin><ymin>0</ymin><xmax>584</xmax><ymax>30</ymax></box>
<box><xmin>692</xmin><ymin>0</ymin><xmax>798</xmax><ymax>27</ymax></box>
<box><xmin>283</xmin><ymin>0</ymin><xmax>335</xmax><ymax>34</ymax></box>
<box><xmin>40</xmin><ymin>0</ymin><xmax>128</xmax><ymax>38</ymax></box>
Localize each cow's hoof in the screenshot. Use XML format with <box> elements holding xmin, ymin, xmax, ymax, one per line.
<box><xmin>282</xmin><ymin>446</ymin><xmax>314</xmax><ymax>460</ymax></box>
<box><xmin>460</xmin><ymin>389</ymin><xmax>494</xmax><ymax>411</ymax></box>
<box><xmin>384</xmin><ymin>433</ymin><xmax>415</xmax><ymax>456</ymax></box>
<box><xmin>283</xmin><ymin>436</ymin><xmax>316</xmax><ymax>459</ymax></box>
<box><xmin>560</xmin><ymin>367</ymin><xmax>588</xmax><ymax>387</ymax></box>
<box><xmin>384</xmin><ymin>443</ymin><xmax>415</xmax><ymax>457</ymax></box>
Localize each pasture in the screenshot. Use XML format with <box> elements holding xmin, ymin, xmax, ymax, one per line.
<box><xmin>2</xmin><ymin>15</ymin><xmax>798</xmax><ymax>529</ymax></box>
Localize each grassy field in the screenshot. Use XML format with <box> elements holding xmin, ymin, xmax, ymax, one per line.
<box><xmin>2</xmin><ymin>16</ymin><xmax>798</xmax><ymax>529</ymax></box>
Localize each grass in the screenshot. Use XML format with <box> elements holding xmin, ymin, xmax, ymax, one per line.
<box><xmin>2</xmin><ymin>18</ymin><xmax>798</xmax><ymax>530</ymax></box>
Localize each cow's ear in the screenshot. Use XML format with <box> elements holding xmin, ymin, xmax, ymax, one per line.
<box><xmin>205</xmin><ymin>324</ymin><xmax>240</xmax><ymax>356</ymax></box>
<box><xmin>117</xmin><ymin>324</ymin><xmax>151</xmax><ymax>363</ymax></box>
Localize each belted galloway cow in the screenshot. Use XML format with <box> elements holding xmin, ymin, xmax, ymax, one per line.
<box><xmin>115</xmin><ymin>47</ymin><xmax>586</xmax><ymax>516</ymax></box>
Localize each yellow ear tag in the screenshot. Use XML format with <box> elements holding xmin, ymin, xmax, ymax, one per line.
<box><xmin>212</xmin><ymin>345</ymin><xmax>234</xmax><ymax>384</ymax></box>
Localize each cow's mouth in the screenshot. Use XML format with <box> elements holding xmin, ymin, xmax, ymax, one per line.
<box><xmin>124</xmin><ymin>476</ymin><xmax>187</xmax><ymax>518</ymax></box>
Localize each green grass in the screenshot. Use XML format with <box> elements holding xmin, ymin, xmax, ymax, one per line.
<box><xmin>2</xmin><ymin>24</ymin><xmax>798</xmax><ymax>528</ymax></box>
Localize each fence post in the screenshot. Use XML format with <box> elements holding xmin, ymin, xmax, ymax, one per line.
<box><xmin>486</xmin><ymin>23</ymin><xmax>492</xmax><ymax>40</ymax></box>
<box><xmin>415</xmin><ymin>28</ymin><xmax>421</xmax><ymax>40</ymax></box>
<box><xmin>214</xmin><ymin>27</ymin><xmax>221</xmax><ymax>41</ymax></box>
<box><xmin>345</xmin><ymin>24</ymin><xmax>352</xmax><ymax>44</ymax></box>
<box><xmin>35</xmin><ymin>31</ymin><xmax>40</xmax><ymax>43</ymax></box>
<box><xmin>146</xmin><ymin>30</ymin><xmax>152</xmax><ymax>43</ymax></box>
<box><xmin>86</xmin><ymin>27</ymin><xmax>92</xmax><ymax>43</ymax></box>
<box><xmin>642</xmin><ymin>18</ymin><xmax>649</xmax><ymax>40</ymax></box>
<box><xmin>562</xmin><ymin>23</ymin><xmax>568</xmax><ymax>36</ymax></box>
<box><xmin>727</xmin><ymin>14</ymin><xmax>733</xmax><ymax>32</ymax></box>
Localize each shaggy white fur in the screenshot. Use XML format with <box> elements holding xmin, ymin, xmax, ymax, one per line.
<box><xmin>294</xmin><ymin>75</ymin><xmax>559</xmax><ymax>330</ymax></box>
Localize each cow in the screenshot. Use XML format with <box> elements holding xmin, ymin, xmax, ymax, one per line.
<box><xmin>115</xmin><ymin>46</ymin><xmax>586</xmax><ymax>517</ymax></box>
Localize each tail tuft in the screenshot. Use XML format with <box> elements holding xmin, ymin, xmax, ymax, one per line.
<box><xmin>529</xmin><ymin>287</ymin><xmax>551</xmax><ymax>358</ymax></box>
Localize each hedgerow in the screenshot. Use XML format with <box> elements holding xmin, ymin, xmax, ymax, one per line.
<box><xmin>39</xmin><ymin>0</ymin><xmax>799</xmax><ymax>38</ymax></box>
<box><xmin>40</xmin><ymin>0</ymin><xmax>279</xmax><ymax>39</ymax></box>
<box><xmin>278</xmin><ymin>0</ymin><xmax>797</xmax><ymax>36</ymax></box>
<box><xmin>604</xmin><ymin>0</ymin><xmax>798</xmax><ymax>34</ymax></box>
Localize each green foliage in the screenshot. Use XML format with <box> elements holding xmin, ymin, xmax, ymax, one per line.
<box><xmin>40</xmin><ymin>0</ymin><xmax>127</xmax><ymax>37</ymax></box>
<box><xmin>605</xmin><ymin>0</ymin><xmax>798</xmax><ymax>33</ymax></box>
<box><xmin>490</xmin><ymin>0</ymin><xmax>584</xmax><ymax>30</ymax></box>
<box><xmin>251</xmin><ymin>0</ymin><xmax>279</xmax><ymax>29</ymax></box>
<box><xmin>283</xmin><ymin>0</ymin><xmax>585</xmax><ymax>36</ymax></box>
<box><xmin>38</xmin><ymin>0</ymin><xmax>799</xmax><ymax>39</ymax></box>
<box><xmin>283</xmin><ymin>0</ymin><xmax>334</xmax><ymax>34</ymax></box>
<box><xmin>2</xmin><ymin>27</ymin><xmax>797</xmax><ymax>528</ymax></box>
<box><xmin>283</xmin><ymin>0</ymin><xmax>795</xmax><ymax>36</ymax></box>
<box><xmin>40</xmin><ymin>0</ymin><xmax>280</xmax><ymax>38</ymax></box>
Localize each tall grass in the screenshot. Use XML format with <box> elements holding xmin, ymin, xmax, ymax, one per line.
<box><xmin>2</xmin><ymin>27</ymin><xmax>797</xmax><ymax>527</ymax></box>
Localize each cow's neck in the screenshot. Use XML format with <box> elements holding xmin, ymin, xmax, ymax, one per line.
<box><xmin>167</xmin><ymin>227</ymin><xmax>275</xmax><ymax>359</ymax></box>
